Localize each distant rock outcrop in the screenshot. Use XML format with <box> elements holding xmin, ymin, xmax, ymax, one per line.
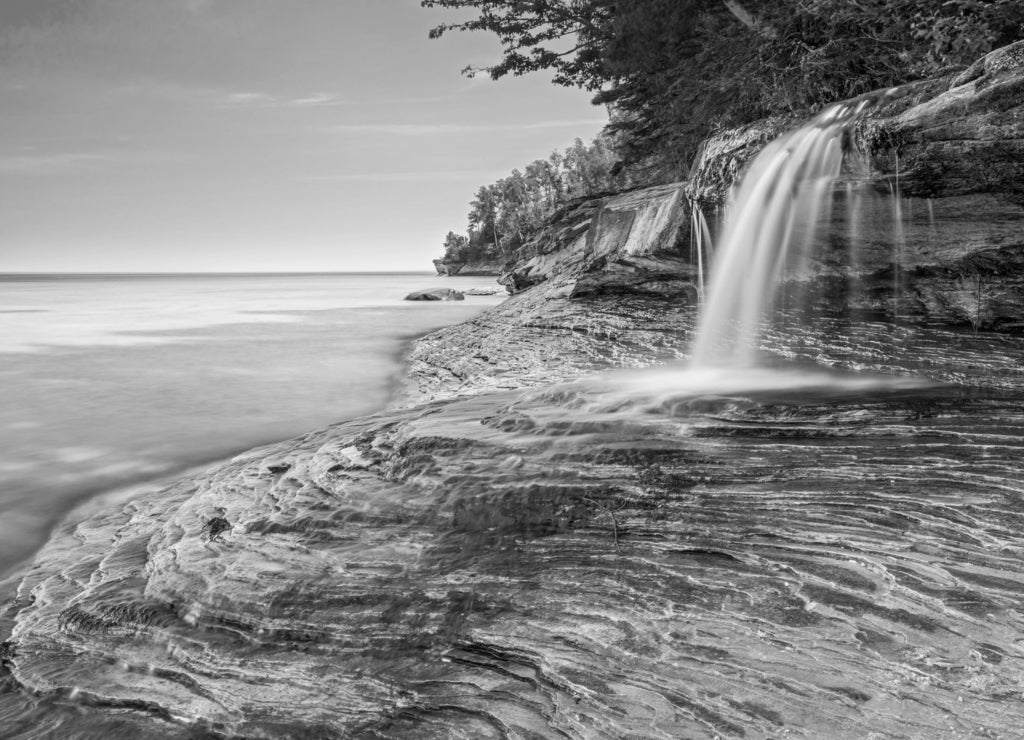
<box><xmin>404</xmin><ymin>287</ymin><xmax>465</xmax><ymax>301</ymax></box>
<box><xmin>432</xmin><ymin>257</ymin><xmax>505</xmax><ymax>277</ymax></box>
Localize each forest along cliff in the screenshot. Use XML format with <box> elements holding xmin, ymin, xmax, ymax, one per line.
<box><xmin>408</xmin><ymin>40</ymin><xmax>1024</xmax><ymax>405</ymax></box>
<box><xmin>5</xmin><ymin>41</ymin><xmax>1024</xmax><ymax>740</ymax></box>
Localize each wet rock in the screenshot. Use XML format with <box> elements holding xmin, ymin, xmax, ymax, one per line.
<box><xmin>404</xmin><ymin>288</ymin><xmax>465</xmax><ymax>301</ymax></box>
<box><xmin>8</xmin><ymin>335</ymin><xmax>1024</xmax><ymax>738</ymax></box>
<box><xmin>403</xmin><ymin>279</ymin><xmax>696</xmax><ymax>405</ymax></box>
<box><xmin>686</xmin><ymin>40</ymin><xmax>1024</xmax><ymax>332</ymax></box>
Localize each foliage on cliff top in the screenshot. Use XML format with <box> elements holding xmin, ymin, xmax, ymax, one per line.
<box><xmin>424</xmin><ymin>0</ymin><xmax>1024</xmax><ymax>179</ymax></box>
<box><xmin>439</xmin><ymin>134</ymin><xmax>626</xmax><ymax>264</ymax></box>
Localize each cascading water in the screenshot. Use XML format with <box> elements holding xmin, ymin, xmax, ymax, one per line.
<box><xmin>690</xmin><ymin>102</ymin><xmax>870</xmax><ymax>368</ymax></box>
<box><xmin>690</xmin><ymin>202</ymin><xmax>713</xmax><ymax>304</ymax></box>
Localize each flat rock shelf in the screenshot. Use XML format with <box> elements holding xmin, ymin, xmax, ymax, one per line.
<box><xmin>5</xmin><ymin>309</ymin><xmax>1024</xmax><ymax>739</ymax></box>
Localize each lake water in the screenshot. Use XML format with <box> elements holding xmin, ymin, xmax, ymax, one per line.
<box><xmin>0</xmin><ymin>273</ymin><xmax>504</xmax><ymax>579</ymax></box>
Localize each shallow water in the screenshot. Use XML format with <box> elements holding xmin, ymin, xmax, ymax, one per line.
<box><xmin>0</xmin><ymin>273</ymin><xmax>504</xmax><ymax>577</ymax></box>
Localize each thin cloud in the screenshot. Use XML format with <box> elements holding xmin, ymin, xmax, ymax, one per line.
<box><xmin>289</xmin><ymin>92</ymin><xmax>344</xmax><ymax>107</ymax></box>
<box><xmin>217</xmin><ymin>91</ymin><xmax>351</xmax><ymax>109</ymax></box>
<box><xmin>0</xmin><ymin>152</ymin><xmax>107</xmax><ymax>175</ymax></box>
<box><xmin>217</xmin><ymin>91</ymin><xmax>278</xmax><ymax>107</ymax></box>
<box><xmin>328</xmin><ymin>119</ymin><xmax>607</xmax><ymax>136</ymax></box>
<box><xmin>302</xmin><ymin>170</ymin><xmax>498</xmax><ymax>183</ymax></box>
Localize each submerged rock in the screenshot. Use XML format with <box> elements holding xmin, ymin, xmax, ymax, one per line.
<box><xmin>404</xmin><ymin>288</ymin><xmax>465</xmax><ymax>301</ymax></box>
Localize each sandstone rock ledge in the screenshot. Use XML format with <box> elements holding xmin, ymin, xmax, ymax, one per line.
<box><xmin>6</xmin><ymin>310</ymin><xmax>1024</xmax><ymax>738</ymax></box>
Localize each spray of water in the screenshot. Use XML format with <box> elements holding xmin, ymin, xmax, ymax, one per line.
<box><xmin>690</xmin><ymin>102</ymin><xmax>871</xmax><ymax>368</ymax></box>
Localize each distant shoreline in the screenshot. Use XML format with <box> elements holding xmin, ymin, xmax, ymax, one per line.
<box><xmin>0</xmin><ymin>270</ymin><xmax>440</xmax><ymax>279</ymax></box>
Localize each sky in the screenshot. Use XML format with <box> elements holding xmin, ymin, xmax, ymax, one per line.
<box><xmin>0</xmin><ymin>0</ymin><xmax>607</xmax><ymax>272</ymax></box>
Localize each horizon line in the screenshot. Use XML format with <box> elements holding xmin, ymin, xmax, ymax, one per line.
<box><xmin>0</xmin><ymin>270</ymin><xmax>442</xmax><ymax>277</ymax></box>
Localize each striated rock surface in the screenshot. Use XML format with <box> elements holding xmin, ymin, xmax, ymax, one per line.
<box><xmin>433</xmin><ymin>257</ymin><xmax>505</xmax><ymax>277</ymax></box>
<box><xmin>687</xmin><ymin>40</ymin><xmax>1024</xmax><ymax>332</ymax></box>
<box><xmin>403</xmin><ymin>279</ymin><xmax>695</xmax><ymax>405</ymax></box>
<box><xmin>6</xmin><ymin>318</ymin><xmax>1024</xmax><ymax>738</ymax></box>
<box><xmin>500</xmin><ymin>183</ymin><xmax>691</xmax><ymax>299</ymax></box>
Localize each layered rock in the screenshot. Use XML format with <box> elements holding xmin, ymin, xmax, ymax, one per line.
<box><xmin>7</xmin><ymin>319</ymin><xmax>1024</xmax><ymax>738</ymax></box>
<box><xmin>404</xmin><ymin>279</ymin><xmax>696</xmax><ymax>404</ymax></box>
<box><xmin>687</xmin><ymin>40</ymin><xmax>1024</xmax><ymax>332</ymax></box>
<box><xmin>500</xmin><ymin>183</ymin><xmax>692</xmax><ymax>299</ymax></box>
<box><xmin>432</xmin><ymin>257</ymin><xmax>505</xmax><ymax>277</ymax></box>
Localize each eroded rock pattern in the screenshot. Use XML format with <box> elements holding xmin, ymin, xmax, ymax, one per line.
<box><xmin>6</xmin><ymin>317</ymin><xmax>1024</xmax><ymax>739</ymax></box>
<box><xmin>404</xmin><ymin>280</ymin><xmax>696</xmax><ymax>405</ymax></box>
<box><xmin>684</xmin><ymin>41</ymin><xmax>1024</xmax><ymax>333</ymax></box>
<box><xmin>500</xmin><ymin>183</ymin><xmax>691</xmax><ymax>299</ymax></box>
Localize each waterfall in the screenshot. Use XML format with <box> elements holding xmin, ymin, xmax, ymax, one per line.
<box><xmin>690</xmin><ymin>202</ymin><xmax>713</xmax><ymax>304</ymax></box>
<box><xmin>690</xmin><ymin>103</ymin><xmax>867</xmax><ymax>368</ymax></box>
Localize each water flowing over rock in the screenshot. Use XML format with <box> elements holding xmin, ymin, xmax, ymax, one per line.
<box><xmin>689</xmin><ymin>40</ymin><xmax>1024</xmax><ymax>333</ymax></box>
<box><xmin>691</xmin><ymin>104</ymin><xmax>853</xmax><ymax>366</ymax></box>
<box><xmin>6</xmin><ymin>321</ymin><xmax>1024</xmax><ymax>738</ymax></box>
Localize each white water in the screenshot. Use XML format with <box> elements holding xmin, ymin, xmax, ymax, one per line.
<box><xmin>0</xmin><ymin>273</ymin><xmax>504</xmax><ymax>576</ymax></box>
<box><xmin>690</xmin><ymin>103</ymin><xmax>868</xmax><ymax>367</ymax></box>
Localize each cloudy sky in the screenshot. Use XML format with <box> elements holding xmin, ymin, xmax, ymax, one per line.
<box><xmin>0</xmin><ymin>0</ymin><xmax>606</xmax><ymax>272</ymax></box>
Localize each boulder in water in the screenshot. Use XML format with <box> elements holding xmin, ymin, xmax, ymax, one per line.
<box><xmin>404</xmin><ymin>288</ymin><xmax>465</xmax><ymax>301</ymax></box>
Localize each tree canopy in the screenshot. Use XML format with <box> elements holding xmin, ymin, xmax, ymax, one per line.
<box><xmin>425</xmin><ymin>0</ymin><xmax>1024</xmax><ymax>177</ymax></box>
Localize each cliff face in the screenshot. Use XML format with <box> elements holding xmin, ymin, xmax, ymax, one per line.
<box><xmin>432</xmin><ymin>257</ymin><xmax>505</xmax><ymax>277</ymax></box>
<box><xmin>687</xmin><ymin>40</ymin><xmax>1024</xmax><ymax>331</ymax></box>
<box><xmin>499</xmin><ymin>182</ymin><xmax>692</xmax><ymax>299</ymax></box>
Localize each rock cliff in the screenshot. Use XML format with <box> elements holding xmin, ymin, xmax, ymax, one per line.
<box><xmin>432</xmin><ymin>257</ymin><xmax>505</xmax><ymax>277</ymax></box>
<box><xmin>687</xmin><ymin>40</ymin><xmax>1024</xmax><ymax>332</ymax></box>
<box><xmin>499</xmin><ymin>183</ymin><xmax>692</xmax><ymax>299</ymax></box>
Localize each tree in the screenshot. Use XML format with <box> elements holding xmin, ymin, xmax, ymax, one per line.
<box><xmin>441</xmin><ymin>231</ymin><xmax>470</xmax><ymax>262</ymax></box>
<box><xmin>441</xmin><ymin>134</ymin><xmax>624</xmax><ymax>263</ymax></box>
<box><xmin>425</xmin><ymin>0</ymin><xmax>1024</xmax><ymax>177</ymax></box>
<box><xmin>421</xmin><ymin>0</ymin><xmax>616</xmax><ymax>88</ymax></box>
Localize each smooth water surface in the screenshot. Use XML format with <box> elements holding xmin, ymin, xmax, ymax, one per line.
<box><xmin>0</xmin><ymin>273</ymin><xmax>504</xmax><ymax>576</ymax></box>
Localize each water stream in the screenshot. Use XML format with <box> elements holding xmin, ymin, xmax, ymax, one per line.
<box><xmin>691</xmin><ymin>101</ymin><xmax>872</xmax><ymax>369</ymax></box>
